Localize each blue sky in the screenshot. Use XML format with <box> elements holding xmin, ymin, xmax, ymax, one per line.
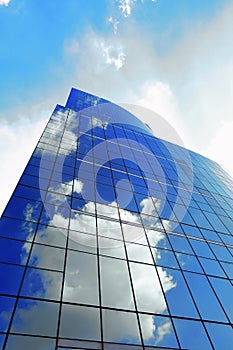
<box><xmin>0</xmin><ymin>0</ymin><xmax>233</xmax><ymax>214</ymax></box>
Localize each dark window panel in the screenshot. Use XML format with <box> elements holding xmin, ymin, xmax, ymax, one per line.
<box><xmin>59</xmin><ymin>304</ymin><xmax>101</xmax><ymax>341</ymax></box>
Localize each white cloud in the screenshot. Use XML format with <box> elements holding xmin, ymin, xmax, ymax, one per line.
<box><xmin>115</xmin><ymin>0</ymin><xmax>157</xmax><ymax>18</ymax></box>
<box><xmin>116</xmin><ymin>0</ymin><xmax>136</xmax><ymax>17</ymax></box>
<box><xmin>0</xmin><ymin>116</ymin><xmax>47</xmax><ymax>217</ymax></box>
<box><xmin>91</xmin><ymin>116</ymin><xmax>109</xmax><ymax>130</ymax></box>
<box><xmin>108</xmin><ymin>16</ymin><xmax>119</xmax><ymax>34</ymax></box>
<box><xmin>20</xmin><ymin>202</ymin><xmax>175</xmax><ymax>344</ymax></box>
<box><xmin>136</xmin><ymin>81</ymin><xmax>179</xmax><ymax>125</ymax></box>
<box><xmin>73</xmin><ymin>179</ymin><xmax>83</xmax><ymax>193</ymax></box>
<box><xmin>141</xmin><ymin>196</ymin><xmax>160</xmax><ymax>216</ymax></box>
<box><xmin>100</xmin><ymin>41</ymin><xmax>126</xmax><ymax>70</ymax></box>
<box><xmin>200</xmin><ymin>119</ymin><xmax>233</xmax><ymax>178</ymax></box>
<box><xmin>39</xmin><ymin>110</ymin><xmax>77</xmax><ymax>157</ymax></box>
<box><xmin>63</xmin><ymin>31</ymin><xmax>128</xmax><ymax>79</ymax></box>
<box><xmin>155</xmin><ymin>321</ymin><xmax>172</xmax><ymax>344</ymax></box>
<box><xmin>6</xmin><ymin>178</ymin><xmax>177</xmax><ymax>345</ymax></box>
<box><xmin>60</xmin><ymin>179</ymin><xmax>83</xmax><ymax>196</ymax></box>
<box><xmin>0</xmin><ymin>0</ymin><xmax>10</xmax><ymax>6</ymax></box>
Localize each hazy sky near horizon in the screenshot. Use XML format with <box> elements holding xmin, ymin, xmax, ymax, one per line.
<box><xmin>0</xmin><ymin>0</ymin><xmax>233</xmax><ymax>215</ymax></box>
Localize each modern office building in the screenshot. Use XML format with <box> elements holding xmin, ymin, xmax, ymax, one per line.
<box><xmin>0</xmin><ymin>88</ymin><xmax>232</xmax><ymax>350</ymax></box>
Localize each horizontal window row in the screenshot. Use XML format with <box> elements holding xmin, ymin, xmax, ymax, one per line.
<box><xmin>0</xmin><ymin>246</ymin><xmax>232</xmax><ymax>323</ymax></box>
<box><xmin>1</xmin><ymin>301</ymin><xmax>233</xmax><ymax>349</ymax></box>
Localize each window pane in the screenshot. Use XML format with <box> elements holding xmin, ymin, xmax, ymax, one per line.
<box><xmin>184</xmin><ymin>271</ymin><xmax>227</xmax><ymax>322</ymax></box>
<box><xmin>204</xmin><ymin>322</ymin><xmax>233</xmax><ymax>350</ymax></box>
<box><xmin>209</xmin><ymin>276</ymin><xmax>233</xmax><ymax>322</ymax></box>
<box><xmin>5</xmin><ymin>335</ymin><xmax>56</xmax><ymax>350</ymax></box>
<box><xmin>102</xmin><ymin>309</ymin><xmax>141</xmax><ymax>345</ymax></box>
<box><xmin>63</xmin><ymin>250</ymin><xmax>99</xmax><ymax>305</ymax></box>
<box><xmin>11</xmin><ymin>299</ymin><xmax>59</xmax><ymax>336</ymax></box>
<box><xmin>29</xmin><ymin>243</ymin><xmax>65</xmax><ymax>271</ymax></box>
<box><xmin>130</xmin><ymin>262</ymin><xmax>167</xmax><ymax>314</ymax></box>
<box><xmin>140</xmin><ymin>314</ymin><xmax>178</xmax><ymax>348</ymax></box>
<box><xmin>0</xmin><ymin>264</ymin><xmax>24</xmax><ymax>295</ymax></box>
<box><xmin>100</xmin><ymin>256</ymin><xmax>134</xmax><ymax>310</ymax></box>
<box><xmin>158</xmin><ymin>268</ymin><xmax>198</xmax><ymax>318</ymax></box>
<box><xmin>21</xmin><ymin>267</ymin><xmax>62</xmax><ymax>300</ymax></box>
<box><xmin>0</xmin><ymin>296</ymin><xmax>16</xmax><ymax>332</ymax></box>
<box><xmin>59</xmin><ymin>304</ymin><xmax>101</xmax><ymax>341</ymax></box>
<box><xmin>174</xmin><ymin>318</ymin><xmax>212</xmax><ymax>350</ymax></box>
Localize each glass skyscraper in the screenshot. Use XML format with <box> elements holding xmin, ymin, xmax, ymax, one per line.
<box><xmin>0</xmin><ymin>88</ymin><xmax>232</xmax><ymax>350</ymax></box>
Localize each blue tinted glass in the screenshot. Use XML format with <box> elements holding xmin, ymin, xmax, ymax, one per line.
<box><xmin>206</xmin><ymin>212</ymin><xmax>229</xmax><ymax>233</ymax></box>
<box><xmin>174</xmin><ymin>318</ymin><xmax>212</xmax><ymax>350</ymax></box>
<box><xmin>204</xmin><ymin>322</ymin><xmax>233</xmax><ymax>350</ymax></box>
<box><xmin>155</xmin><ymin>248</ymin><xmax>179</xmax><ymax>268</ymax></box>
<box><xmin>219</xmin><ymin>233</ymin><xmax>233</xmax><ymax>245</ymax></box>
<box><xmin>201</xmin><ymin>228</ymin><xmax>222</xmax><ymax>243</ymax></box>
<box><xmin>13</xmin><ymin>185</ymin><xmax>44</xmax><ymax>201</ymax></box>
<box><xmin>182</xmin><ymin>224</ymin><xmax>202</xmax><ymax>238</ymax></box>
<box><xmin>176</xmin><ymin>252</ymin><xmax>203</xmax><ymax>273</ymax></box>
<box><xmin>189</xmin><ymin>239</ymin><xmax>215</xmax><ymax>259</ymax></box>
<box><xmin>199</xmin><ymin>257</ymin><xmax>226</xmax><ymax>277</ymax></box>
<box><xmin>188</xmin><ymin>208</ymin><xmax>213</xmax><ymax>230</ymax></box>
<box><xmin>210</xmin><ymin>243</ymin><xmax>233</xmax><ymax>263</ymax></box>
<box><xmin>0</xmin><ymin>264</ymin><xmax>24</xmax><ymax>295</ymax></box>
<box><xmin>209</xmin><ymin>276</ymin><xmax>233</xmax><ymax>322</ymax></box>
<box><xmin>0</xmin><ymin>217</ymin><xmax>36</xmax><ymax>241</ymax></box>
<box><xmin>158</xmin><ymin>268</ymin><xmax>199</xmax><ymax>318</ymax></box>
<box><xmin>0</xmin><ymin>296</ymin><xmax>16</xmax><ymax>332</ymax></box>
<box><xmin>0</xmin><ymin>334</ymin><xmax>5</xmax><ymax>349</ymax></box>
<box><xmin>146</xmin><ymin>229</ymin><xmax>172</xmax><ymax>250</ymax></box>
<box><xmin>220</xmin><ymin>261</ymin><xmax>233</xmax><ymax>279</ymax></box>
<box><xmin>184</xmin><ymin>271</ymin><xmax>227</xmax><ymax>322</ymax></box>
<box><xmin>140</xmin><ymin>314</ymin><xmax>178</xmax><ymax>348</ymax></box>
<box><xmin>11</xmin><ymin>299</ymin><xmax>59</xmax><ymax>336</ymax></box>
<box><xmin>168</xmin><ymin>234</ymin><xmax>193</xmax><ymax>254</ymax></box>
<box><xmin>0</xmin><ymin>237</ymin><xmax>29</xmax><ymax>265</ymax></box>
<box><xmin>3</xmin><ymin>197</ymin><xmax>42</xmax><ymax>222</ymax></box>
<box><xmin>21</xmin><ymin>267</ymin><xmax>62</xmax><ymax>300</ymax></box>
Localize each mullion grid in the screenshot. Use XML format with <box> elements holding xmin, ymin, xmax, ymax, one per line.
<box><xmin>56</xmin><ymin>114</ymin><xmax>104</xmax><ymax>348</ymax></box>
<box><xmin>2</xmin><ymin>109</ymin><xmax>70</xmax><ymax>349</ymax></box>
<box><xmin>147</xmin><ymin>221</ymin><xmax>232</xmax><ymax>344</ymax></box>
<box><xmin>103</xmin><ymin>128</ymin><xmax>180</xmax><ymax>348</ymax></box>
<box><xmin>142</xmin><ymin>227</ymin><xmax>182</xmax><ymax>349</ymax></box>
<box><xmin>163</xmin><ymin>233</ymin><xmax>216</xmax><ymax>349</ymax></box>
<box><xmin>167</xmin><ymin>227</ymin><xmax>232</xmax><ymax>323</ymax></box>
<box><xmin>182</xmin><ymin>205</ymin><xmax>233</xmax><ymax>261</ymax></box>
<box><xmin>47</xmin><ymin>107</ymin><xmax>230</xmax><ymax>347</ymax></box>
<box><xmin>79</xmin><ymin>129</ymin><xmax>233</xmax><ymax>214</ymax></box>
<box><xmin>194</xmin><ymin>199</ymin><xmax>233</xmax><ymax>244</ymax></box>
<box><xmin>102</xmin><ymin>127</ymin><xmax>145</xmax><ymax>349</ymax></box>
<box><xmin>1</xmin><ymin>104</ymin><xmax>233</xmax><ymax>348</ymax></box>
<box><xmin>54</xmin><ymin>111</ymin><xmax>97</xmax><ymax>348</ymax></box>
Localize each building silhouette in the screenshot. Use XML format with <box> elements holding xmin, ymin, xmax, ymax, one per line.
<box><xmin>0</xmin><ymin>88</ymin><xmax>232</xmax><ymax>349</ymax></box>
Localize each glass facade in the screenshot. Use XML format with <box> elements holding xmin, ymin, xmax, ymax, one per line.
<box><xmin>0</xmin><ymin>88</ymin><xmax>233</xmax><ymax>350</ymax></box>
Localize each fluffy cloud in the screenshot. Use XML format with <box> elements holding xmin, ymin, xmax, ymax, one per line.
<box><xmin>108</xmin><ymin>17</ymin><xmax>119</xmax><ymax>34</ymax></box>
<box><xmin>155</xmin><ymin>321</ymin><xmax>172</xmax><ymax>344</ymax></box>
<box><xmin>66</xmin><ymin>1</ymin><xmax>233</xmax><ymax>176</ymax></box>
<box><xmin>12</xmin><ymin>178</ymin><xmax>176</xmax><ymax>344</ymax></box>
<box><xmin>116</xmin><ymin>0</ymin><xmax>136</xmax><ymax>17</ymax></box>
<box><xmin>1</xmin><ymin>113</ymin><xmax>179</xmax><ymax>343</ymax></box>
<box><xmin>200</xmin><ymin>119</ymin><xmax>233</xmax><ymax>178</ymax></box>
<box><xmin>100</xmin><ymin>41</ymin><xmax>126</xmax><ymax>70</ymax></box>
<box><xmin>0</xmin><ymin>115</ymin><xmax>47</xmax><ymax>217</ymax></box>
<box><xmin>0</xmin><ymin>0</ymin><xmax>10</xmax><ymax>6</ymax></box>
